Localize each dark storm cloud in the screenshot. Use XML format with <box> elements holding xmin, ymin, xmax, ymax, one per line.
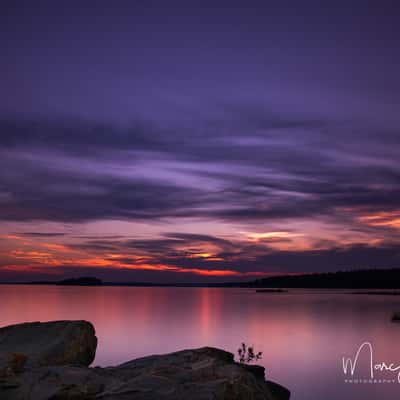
<box><xmin>0</xmin><ymin>116</ymin><xmax>399</xmax><ymax>224</ymax></box>
<box><xmin>2</xmin><ymin>243</ymin><xmax>399</xmax><ymax>283</ymax></box>
<box><xmin>0</xmin><ymin>113</ymin><xmax>326</xmax><ymax>158</ymax></box>
<box><xmin>60</xmin><ymin>232</ymin><xmax>400</xmax><ymax>276</ymax></box>
<box><xmin>1</xmin><ymin>0</ymin><xmax>400</xmax><ymax>281</ymax></box>
<box><xmin>16</xmin><ymin>232</ymin><xmax>66</xmax><ymax>237</ymax></box>
<box><xmin>0</xmin><ymin>127</ymin><xmax>207</xmax><ymax>221</ymax></box>
<box><xmin>69</xmin><ymin>233</ymin><xmax>234</xmax><ymax>260</ymax></box>
<box><xmin>123</xmin><ymin>232</ymin><xmax>238</xmax><ymax>259</ymax></box>
<box><xmin>156</xmin><ymin>240</ymin><xmax>400</xmax><ymax>273</ymax></box>
<box><xmin>0</xmin><ymin>117</ymin><xmax>166</xmax><ymax>156</ymax></box>
<box><xmin>157</xmin><ymin>244</ymin><xmax>400</xmax><ymax>274</ymax></box>
<box><xmin>69</xmin><ymin>241</ymin><xmax>119</xmax><ymax>252</ymax></box>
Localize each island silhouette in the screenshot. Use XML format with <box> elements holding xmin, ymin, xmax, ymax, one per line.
<box><xmin>3</xmin><ymin>268</ymin><xmax>399</xmax><ymax>289</ymax></box>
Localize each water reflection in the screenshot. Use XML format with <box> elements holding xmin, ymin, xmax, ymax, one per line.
<box><xmin>1</xmin><ymin>285</ymin><xmax>400</xmax><ymax>399</ymax></box>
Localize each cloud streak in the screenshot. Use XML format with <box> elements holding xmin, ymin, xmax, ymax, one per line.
<box><xmin>1</xmin><ymin>116</ymin><xmax>399</xmax><ymax>226</ymax></box>
<box><xmin>0</xmin><ymin>106</ymin><xmax>399</xmax><ymax>280</ymax></box>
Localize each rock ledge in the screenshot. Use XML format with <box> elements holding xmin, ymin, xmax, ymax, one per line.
<box><xmin>0</xmin><ymin>320</ymin><xmax>290</xmax><ymax>400</ymax></box>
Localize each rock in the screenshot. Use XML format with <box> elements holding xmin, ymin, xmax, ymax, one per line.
<box><xmin>0</xmin><ymin>321</ymin><xmax>290</xmax><ymax>400</ymax></box>
<box><xmin>0</xmin><ymin>320</ymin><xmax>97</xmax><ymax>369</ymax></box>
<box><xmin>113</xmin><ymin>347</ymin><xmax>290</xmax><ymax>400</ymax></box>
<box><xmin>392</xmin><ymin>312</ymin><xmax>400</xmax><ymax>321</ymax></box>
<box><xmin>240</xmin><ymin>363</ymin><xmax>266</xmax><ymax>380</ymax></box>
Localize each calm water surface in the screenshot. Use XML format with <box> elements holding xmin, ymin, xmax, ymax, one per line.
<box><xmin>1</xmin><ymin>285</ymin><xmax>400</xmax><ymax>400</ymax></box>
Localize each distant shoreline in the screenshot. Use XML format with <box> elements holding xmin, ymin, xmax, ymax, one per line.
<box><xmin>1</xmin><ymin>268</ymin><xmax>400</xmax><ymax>289</ymax></box>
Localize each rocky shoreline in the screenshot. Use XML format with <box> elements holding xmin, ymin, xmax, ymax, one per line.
<box><xmin>0</xmin><ymin>320</ymin><xmax>290</xmax><ymax>400</ymax></box>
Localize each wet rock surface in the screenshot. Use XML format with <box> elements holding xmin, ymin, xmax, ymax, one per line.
<box><xmin>0</xmin><ymin>320</ymin><xmax>290</xmax><ymax>400</ymax></box>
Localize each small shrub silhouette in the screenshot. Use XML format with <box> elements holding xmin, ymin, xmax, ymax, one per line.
<box><xmin>237</xmin><ymin>343</ymin><xmax>262</xmax><ymax>364</ymax></box>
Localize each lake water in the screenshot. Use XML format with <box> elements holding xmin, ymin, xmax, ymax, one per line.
<box><xmin>1</xmin><ymin>285</ymin><xmax>400</xmax><ymax>400</ymax></box>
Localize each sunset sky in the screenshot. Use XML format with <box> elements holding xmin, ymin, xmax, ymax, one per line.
<box><xmin>1</xmin><ymin>1</ymin><xmax>399</xmax><ymax>282</ymax></box>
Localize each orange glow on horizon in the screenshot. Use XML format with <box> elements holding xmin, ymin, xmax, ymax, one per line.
<box><xmin>2</xmin><ymin>254</ymin><xmax>266</xmax><ymax>278</ymax></box>
<box><xmin>243</xmin><ymin>231</ymin><xmax>304</xmax><ymax>240</ymax></box>
<box><xmin>3</xmin><ymin>235</ymin><xmax>23</xmax><ymax>240</ymax></box>
<box><xmin>358</xmin><ymin>211</ymin><xmax>400</xmax><ymax>229</ymax></box>
<box><xmin>42</xmin><ymin>243</ymin><xmax>69</xmax><ymax>251</ymax></box>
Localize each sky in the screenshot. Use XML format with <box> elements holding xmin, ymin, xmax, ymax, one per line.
<box><xmin>0</xmin><ymin>0</ymin><xmax>399</xmax><ymax>282</ymax></box>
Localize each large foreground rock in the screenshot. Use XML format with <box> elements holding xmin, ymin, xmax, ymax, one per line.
<box><xmin>0</xmin><ymin>320</ymin><xmax>97</xmax><ymax>370</ymax></box>
<box><xmin>0</xmin><ymin>321</ymin><xmax>290</xmax><ymax>400</ymax></box>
